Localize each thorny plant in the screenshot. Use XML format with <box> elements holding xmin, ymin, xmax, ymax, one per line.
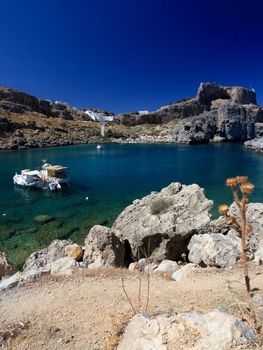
<box><xmin>120</xmin><ymin>245</ymin><xmax>151</xmax><ymax>315</ymax></box>
<box><xmin>225</xmin><ymin>279</ymin><xmax>263</xmax><ymax>347</ymax></box>
<box><xmin>219</xmin><ymin>176</ymin><xmax>254</xmax><ymax>296</ymax></box>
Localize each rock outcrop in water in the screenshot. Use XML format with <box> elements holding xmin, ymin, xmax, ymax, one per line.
<box><xmin>244</xmin><ymin>137</ymin><xmax>263</xmax><ymax>152</ymax></box>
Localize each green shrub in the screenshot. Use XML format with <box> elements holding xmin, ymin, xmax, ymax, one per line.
<box><xmin>104</xmin><ymin>128</ymin><xmax>125</xmax><ymax>139</ymax></box>
<box><xmin>150</xmin><ymin>198</ymin><xmax>173</xmax><ymax>215</ymax></box>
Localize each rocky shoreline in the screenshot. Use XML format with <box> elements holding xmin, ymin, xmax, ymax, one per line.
<box><xmin>0</xmin><ymin>181</ymin><xmax>263</xmax><ymax>349</ymax></box>
<box><xmin>1</xmin><ymin>181</ymin><xmax>262</xmax><ymax>286</ymax></box>
<box><xmin>1</xmin><ymin>82</ymin><xmax>263</xmax><ymax>150</ymax></box>
<box><xmin>244</xmin><ymin>137</ymin><xmax>263</xmax><ymax>153</ymax></box>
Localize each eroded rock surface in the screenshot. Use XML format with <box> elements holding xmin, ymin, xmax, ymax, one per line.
<box><xmin>244</xmin><ymin>137</ymin><xmax>263</xmax><ymax>153</ymax></box>
<box><xmin>23</xmin><ymin>239</ymin><xmax>71</xmax><ymax>273</ymax></box>
<box><xmin>188</xmin><ymin>233</ymin><xmax>241</xmax><ymax>268</ymax></box>
<box><xmin>0</xmin><ymin>252</ymin><xmax>16</xmax><ymax>279</ymax></box>
<box><xmin>83</xmin><ymin>225</ymin><xmax>125</xmax><ymax>268</ymax></box>
<box><xmin>113</xmin><ymin>182</ymin><xmax>213</xmax><ymax>262</ymax></box>
<box><xmin>117</xmin><ymin>310</ymin><xmax>255</xmax><ymax>350</ymax></box>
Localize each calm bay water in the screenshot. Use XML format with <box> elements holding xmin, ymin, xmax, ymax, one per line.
<box><xmin>0</xmin><ymin>143</ymin><xmax>262</xmax><ymax>268</ymax></box>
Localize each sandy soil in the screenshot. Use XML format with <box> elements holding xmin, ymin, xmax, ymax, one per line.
<box><xmin>0</xmin><ymin>263</ymin><xmax>263</xmax><ymax>350</ymax></box>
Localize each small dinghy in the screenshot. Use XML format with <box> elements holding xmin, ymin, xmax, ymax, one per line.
<box><xmin>97</xmin><ymin>144</ymin><xmax>103</xmax><ymax>150</ymax></box>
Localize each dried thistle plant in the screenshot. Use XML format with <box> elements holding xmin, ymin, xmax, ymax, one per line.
<box><xmin>219</xmin><ymin>176</ymin><xmax>254</xmax><ymax>296</ymax></box>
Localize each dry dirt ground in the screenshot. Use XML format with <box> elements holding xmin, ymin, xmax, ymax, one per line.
<box><xmin>0</xmin><ymin>263</ymin><xmax>263</xmax><ymax>350</ymax></box>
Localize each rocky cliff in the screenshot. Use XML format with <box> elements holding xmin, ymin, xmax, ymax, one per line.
<box><xmin>121</xmin><ymin>82</ymin><xmax>263</xmax><ymax>144</ymax></box>
<box><xmin>0</xmin><ymin>87</ymin><xmax>103</xmax><ymax>149</ymax></box>
<box><xmin>1</xmin><ymin>83</ymin><xmax>262</xmax><ymax>149</ymax></box>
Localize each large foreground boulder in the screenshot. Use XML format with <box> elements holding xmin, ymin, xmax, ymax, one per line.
<box><xmin>188</xmin><ymin>233</ymin><xmax>241</xmax><ymax>268</ymax></box>
<box><xmin>0</xmin><ymin>252</ymin><xmax>16</xmax><ymax>279</ymax></box>
<box><xmin>83</xmin><ymin>225</ymin><xmax>125</xmax><ymax>268</ymax></box>
<box><xmin>112</xmin><ymin>183</ymin><xmax>213</xmax><ymax>262</ymax></box>
<box><xmin>117</xmin><ymin>310</ymin><xmax>255</xmax><ymax>350</ymax></box>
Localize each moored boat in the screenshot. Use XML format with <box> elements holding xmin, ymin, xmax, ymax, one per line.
<box><xmin>13</xmin><ymin>163</ymin><xmax>68</xmax><ymax>191</ymax></box>
<box><xmin>13</xmin><ymin>170</ymin><xmax>44</xmax><ymax>188</ymax></box>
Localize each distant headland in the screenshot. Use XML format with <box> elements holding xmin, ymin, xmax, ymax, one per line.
<box><xmin>0</xmin><ymin>83</ymin><xmax>262</xmax><ymax>151</ymax></box>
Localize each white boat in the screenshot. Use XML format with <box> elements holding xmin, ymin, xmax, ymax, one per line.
<box><xmin>40</xmin><ymin>163</ymin><xmax>69</xmax><ymax>185</ymax></box>
<box><xmin>13</xmin><ymin>170</ymin><xmax>44</xmax><ymax>188</ymax></box>
<box><xmin>97</xmin><ymin>144</ymin><xmax>103</xmax><ymax>150</ymax></box>
<box><xmin>13</xmin><ymin>163</ymin><xmax>68</xmax><ymax>191</ymax></box>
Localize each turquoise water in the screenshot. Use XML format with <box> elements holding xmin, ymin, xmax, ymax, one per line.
<box><xmin>0</xmin><ymin>143</ymin><xmax>263</xmax><ymax>268</ymax></box>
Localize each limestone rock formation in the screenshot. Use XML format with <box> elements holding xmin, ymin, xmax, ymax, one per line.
<box><xmin>83</xmin><ymin>225</ymin><xmax>125</xmax><ymax>268</ymax></box>
<box><xmin>65</xmin><ymin>244</ymin><xmax>84</xmax><ymax>261</ymax></box>
<box><xmin>171</xmin><ymin>100</ymin><xmax>256</xmax><ymax>143</ymax></box>
<box><xmin>117</xmin><ymin>310</ymin><xmax>255</xmax><ymax>350</ymax></box>
<box><xmin>171</xmin><ymin>112</ymin><xmax>217</xmax><ymax>143</ymax></box>
<box><xmin>48</xmin><ymin>257</ymin><xmax>79</xmax><ymax>276</ymax></box>
<box><xmin>188</xmin><ymin>233</ymin><xmax>241</xmax><ymax>268</ymax></box>
<box><xmin>171</xmin><ymin>263</ymin><xmax>198</xmax><ymax>281</ymax></box>
<box><xmin>197</xmin><ymin>82</ymin><xmax>256</xmax><ymax>106</ymax></box>
<box><xmin>244</xmin><ymin>137</ymin><xmax>263</xmax><ymax>152</ymax></box>
<box><xmin>154</xmin><ymin>259</ymin><xmax>178</xmax><ymax>274</ymax></box>
<box><xmin>23</xmin><ymin>239</ymin><xmax>71</xmax><ymax>272</ymax></box>
<box><xmin>112</xmin><ymin>182</ymin><xmax>213</xmax><ymax>262</ymax></box>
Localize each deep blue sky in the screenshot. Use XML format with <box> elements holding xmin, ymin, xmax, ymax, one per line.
<box><xmin>0</xmin><ymin>0</ymin><xmax>263</xmax><ymax>113</ymax></box>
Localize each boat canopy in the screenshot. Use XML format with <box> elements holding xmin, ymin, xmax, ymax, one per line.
<box><xmin>45</xmin><ymin>165</ymin><xmax>68</xmax><ymax>179</ymax></box>
<box><xmin>45</xmin><ymin>165</ymin><xmax>67</xmax><ymax>171</ymax></box>
<box><xmin>23</xmin><ymin>170</ymin><xmax>40</xmax><ymax>176</ymax></box>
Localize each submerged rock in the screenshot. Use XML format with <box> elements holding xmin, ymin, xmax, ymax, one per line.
<box><xmin>117</xmin><ymin>310</ymin><xmax>255</xmax><ymax>350</ymax></box>
<box><xmin>33</xmin><ymin>215</ymin><xmax>54</xmax><ymax>225</ymax></box>
<box><xmin>188</xmin><ymin>233</ymin><xmax>241</xmax><ymax>268</ymax></box>
<box><xmin>83</xmin><ymin>225</ymin><xmax>125</xmax><ymax>268</ymax></box>
<box><xmin>112</xmin><ymin>182</ymin><xmax>213</xmax><ymax>262</ymax></box>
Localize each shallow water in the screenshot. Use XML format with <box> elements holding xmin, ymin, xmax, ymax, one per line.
<box><xmin>0</xmin><ymin>143</ymin><xmax>262</xmax><ymax>268</ymax></box>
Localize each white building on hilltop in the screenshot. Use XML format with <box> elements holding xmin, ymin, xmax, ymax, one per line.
<box><xmin>84</xmin><ymin>110</ymin><xmax>116</xmax><ymax>122</ymax></box>
<box><xmin>138</xmin><ymin>110</ymin><xmax>149</xmax><ymax>115</ymax></box>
